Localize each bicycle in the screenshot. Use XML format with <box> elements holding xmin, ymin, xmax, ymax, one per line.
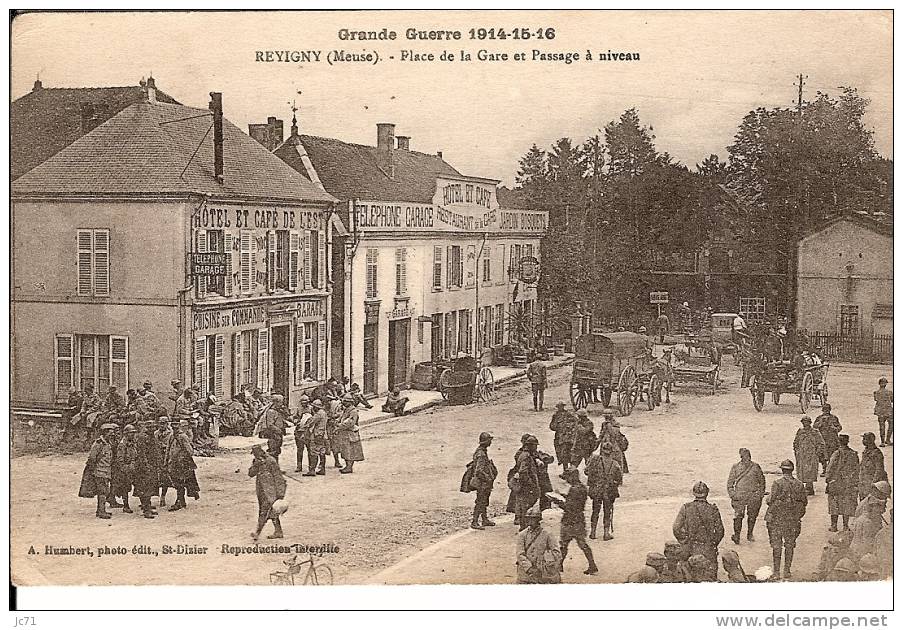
<box><xmin>269</xmin><ymin>553</ymin><xmax>334</xmax><ymax>585</ymax></box>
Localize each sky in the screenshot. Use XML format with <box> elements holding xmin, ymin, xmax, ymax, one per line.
<box><xmin>11</xmin><ymin>10</ymin><xmax>893</xmax><ymax>186</ymax></box>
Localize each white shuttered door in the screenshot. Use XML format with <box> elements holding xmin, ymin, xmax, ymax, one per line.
<box><xmin>194</xmin><ymin>337</ymin><xmax>208</xmax><ymax>398</ymax></box>
<box><xmin>317</xmin><ymin>321</ymin><xmax>327</xmax><ymax>381</ymax></box>
<box><xmin>257</xmin><ymin>329</ymin><xmax>269</xmax><ymax>391</ymax></box>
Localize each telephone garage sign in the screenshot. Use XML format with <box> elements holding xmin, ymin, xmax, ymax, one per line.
<box><xmin>190</xmin><ymin>253</ymin><xmax>229</xmax><ymax>277</ymax></box>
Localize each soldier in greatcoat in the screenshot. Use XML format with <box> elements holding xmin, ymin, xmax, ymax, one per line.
<box><xmin>154</xmin><ymin>417</ymin><xmax>172</xmax><ymax>506</ymax></box>
<box><xmin>302</xmin><ymin>399</ymin><xmax>330</xmax><ymax>476</ymax></box>
<box><xmin>873</xmin><ymin>377</ymin><xmax>893</xmax><ymax>446</ymax></box>
<box><xmin>78</xmin><ymin>422</ymin><xmax>117</xmax><ymax>519</ymax></box>
<box><xmin>509</xmin><ymin>435</ymin><xmax>541</xmax><ymax>531</ymax></box>
<box><xmin>825</xmin><ymin>434</ymin><xmax>860</xmax><ymax>532</ymax></box>
<box><xmin>335</xmin><ymin>394</ymin><xmax>364</xmax><ymax>473</ymax></box>
<box><xmin>113</xmin><ymin>424</ymin><xmax>139</xmax><ymax>514</ymax></box>
<box><xmin>526</xmin><ymin>358</ymin><xmax>548</xmax><ymax>411</ymax></box>
<box><xmin>673</xmin><ymin>481</ymin><xmax>724</xmax><ymax>580</ymax></box>
<box><xmin>293</xmin><ymin>395</ymin><xmax>314</xmax><ymax>473</ymax></box>
<box><xmin>813</xmin><ymin>404</ymin><xmax>842</xmax><ymax>475</ymax></box>
<box><xmin>571</xmin><ymin>409</ymin><xmax>597</xmax><ymax>468</ymax></box>
<box><xmin>598</xmin><ymin>409</ymin><xmax>629</xmax><ymax>473</ymax></box>
<box><xmin>469</xmin><ymin>432</ymin><xmax>498</xmax><ymax>530</ymax></box>
<box><xmin>726</xmin><ymin>448</ymin><xmax>766</xmax><ymax>544</ymax></box>
<box><xmin>515</xmin><ymin>505</ymin><xmax>561</xmax><ymax>584</ymax></box>
<box><xmin>585</xmin><ymin>441</ymin><xmax>622</xmax><ymax>540</ymax></box>
<box><xmin>764</xmin><ymin>459</ymin><xmax>808</xmax><ymax>579</ymax></box>
<box><xmin>793</xmin><ymin>416</ymin><xmax>826</xmax><ymax>495</ymax></box>
<box><xmin>549</xmin><ymin>402</ymin><xmax>577</xmax><ymax>469</ymax></box>
<box><xmin>549</xmin><ymin>467</ymin><xmax>598</xmax><ymax>575</ymax></box>
<box><xmin>859</xmin><ymin>432</ymin><xmax>888</xmax><ymax>501</ymax></box>
<box><xmin>163</xmin><ymin>419</ymin><xmax>197</xmax><ymax>511</ymax></box>
<box><xmin>133</xmin><ymin>419</ymin><xmax>160</xmax><ymax>518</ymax></box>
<box><xmin>249</xmin><ymin>444</ymin><xmax>287</xmax><ymax>541</ymax></box>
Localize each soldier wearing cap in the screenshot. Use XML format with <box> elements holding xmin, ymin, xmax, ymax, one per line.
<box><xmin>79</xmin><ymin>422</ymin><xmax>117</xmax><ymax>519</ymax></box>
<box><xmin>113</xmin><ymin>424</ymin><xmax>139</xmax><ymax>514</ymax></box>
<box><xmin>511</xmin><ymin>434</ymin><xmax>542</xmax><ymax>531</ymax></box>
<box><xmin>293</xmin><ymin>394</ymin><xmax>314</xmax><ymax>473</ymax></box>
<box><xmin>727</xmin><ymin>448</ymin><xmax>766</xmax><ymax>544</ymax></box>
<box><xmin>825</xmin><ymin>434</ymin><xmax>860</xmax><ymax>531</ymax></box>
<box><xmin>470</xmin><ymin>432</ymin><xmax>498</xmax><ymax>530</ymax></box>
<box><xmin>873</xmin><ymin>377</ymin><xmax>893</xmax><ymax>446</ymax></box>
<box><xmin>661</xmin><ymin>541</ymin><xmax>689</xmax><ymax>582</ymax></box>
<box><xmin>549</xmin><ymin>401</ymin><xmax>577</xmax><ymax>469</ymax></box>
<box><xmin>585</xmin><ymin>440</ymin><xmax>622</xmax><ymax>540</ymax></box>
<box><xmin>249</xmin><ymin>444</ymin><xmax>286</xmax><ymax>541</ymax></box>
<box><xmin>133</xmin><ymin>419</ymin><xmax>161</xmax><ymax>517</ymax></box>
<box><xmin>259</xmin><ymin>394</ymin><xmax>289</xmax><ymax>465</ymax></box>
<box><xmin>515</xmin><ymin>505</ymin><xmax>561</xmax><ymax>584</ymax></box>
<box><xmin>859</xmin><ymin>432</ymin><xmax>887</xmax><ymax>501</ymax></box>
<box><xmin>550</xmin><ymin>466</ymin><xmax>598</xmax><ymax>575</ymax></box>
<box><xmin>303</xmin><ymin>399</ymin><xmax>330</xmax><ymax>476</ymax></box>
<box><xmin>794</xmin><ymin>416</ymin><xmax>826</xmax><ymax>496</ymax></box>
<box><xmin>335</xmin><ymin>394</ymin><xmax>364</xmax><ymax>474</ymax></box>
<box><xmin>673</xmin><ymin>481</ymin><xmax>724</xmax><ymax>580</ymax></box>
<box><xmin>765</xmin><ymin>459</ymin><xmax>808</xmax><ymax>579</ymax></box>
<box><xmin>813</xmin><ymin>404</ymin><xmax>843</xmax><ymax>476</ymax></box>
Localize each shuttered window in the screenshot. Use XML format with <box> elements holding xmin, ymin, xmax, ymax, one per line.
<box><xmin>494</xmin><ymin>304</ymin><xmax>504</xmax><ymax>345</ymax></box>
<box><xmin>196</xmin><ymin>230</ymin><xmax>208</xmax><ymax>296</ymax></box>
<box><xmin>290</xmin><ymin>232</ymin><xmax>300</xmax><ymax>291</ymax></box>
<box><xmin>317</xmin><ymin>320</ymin><xmax>327</xmax><ymax>381</ymax></box>
<box><xmin>223</xmin><ymin>233</ymin><xmax>234</xmax><ymax>296</ymax></box>
<box><xmin>194</xmin><ymin>337</ymin><xmax>208</xmax><ymax>398</ymax></box>
<box><xmin>432</xmin><ymin>247</ymin><xmax>443</xmax><ymax>291</ymax></box>
<box><xmin>303</xmin><ymin>231</ymin><xmax>312</xmax><ymax>290</ymax></box>
<box><xmin>240</xmin><ymin>231</ymin><xmax>252</xmax><ymax>293</ymax></box>
<box><xmin>110</xmin><ymin>336</ymin><xmax>128</xmax><ymax>391</ymax></box>
<box><xmin>55</xmin><ymin>334</ymin><xmax>75</xmax><ymax>400</ymax></box>
<box><xmin>56</xmin><ymin>334</ymin><xmax>128</xmax><ymax>398</ymax></box>
<box><xmin>316</xmin><ymin>230</ymin><xmax>326</xmax><ymax>289</ymax></box>
<box><xmin>214</xmin><ymin>334</ymin><xmax>224</xmax><ymax>397</ymax></box>
<box><xmin>447</xmin><ymin>246</ymin><xmax>463</xmax><ymax>288</ymax></box>
<box><xmin>76</xmin><ymin>229</ymin><xmax>110</xmax><ymax>296</ymax></box>
<box><xmin>482</xmin><ymin>246</ymin><xmax>492</xmax><ymax>283</ymax></box>
<box><xmin>257</xmin><ymin>328</ymin><xmax>269</xmax><ymax>391</ymax></box>
<box><xmin>365</xmin><ymin>248</ymin><xmax>378</xmax><ymax>299</ymax></box>
<box><xmin>395</xmin><ymin>248</ymin><xmax>407</xmax><ymax>296</ymax></box>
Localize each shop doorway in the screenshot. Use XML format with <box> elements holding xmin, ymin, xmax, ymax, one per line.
<box><xmin>388</xmin><ymin>319</ymin><xmax>410</xmax><ymax>390</ymax></box>
<box><xmin>270</xmin><ymin>324</ymin><xmax>290</xmax><ymax>401</ymax></box>
<box><xmin>363</xmin><ymin>323</ymin><xmax>378</xmax><ymax>396</ymax></box>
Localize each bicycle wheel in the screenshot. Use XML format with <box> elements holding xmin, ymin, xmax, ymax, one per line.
<box><xmin>306</xmin><ymin>563</ymin><xmax>334</xmax><ymax>585</ymax></box>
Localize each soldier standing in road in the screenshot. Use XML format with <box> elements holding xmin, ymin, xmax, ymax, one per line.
<box><xmin>469</xmin><ymin>432</ymin><xmax>498</xmax><ymax>530</ymax></box>
<box><xmin>154</xmin><ymin>417</ymin><xmax>172</xmax><ymax>506</ymax></box>
<box><xmin>515</xmin><ymin>505</ymin><xmax>561</xmax><ymax>584</ymax></box>
<box><xmin>571</xmin><ymin>409</ymin><xmax>597</xmax><ymax>468</ymax></box>
<box><xmin>133</xmin><ymin>419</ymin><xmax>160</xmax><ymax>518</ymax></box>
<box><xmin>303</xmin><ymin>399</ymin><xmax>330</xmax><ymax>476</ymax></box>
<box><xmin>585</xmin><ymin>441</ymin><xmax>622</xmax><ymax>540</ymax></box>
<box><xmin>727</xmin><ymin>448</ymin><xmax>766</xmax><ymax>544</ymax></box>
<box><xmin>249</xmin><ymin>444</ymin><xmax>287</xmax><ymax>541</ymax></box>
<box><xmin>672</xmin><ymin>481</ymin><xmax>724</xmax><ymax>580</ymax></box>
<box><xmin>794</xmin><ymin>416</ymin><xmax>826</xmax><ymax>495</ymax></box>
<box><xmin>79</xmin><ymin>422</ymin><xmax>117</xmax><ymax>519</ymax></box>
<box><xmin>163</xmin><ymin>419</ymin><xmax>197</xmax><ymax>511</ymax></box>
<box><xmin>656</xmin><ymin>311</ymin><xmax>670</xmax><ymax>344</ymax></box>
<box><xmin>511</xmin><ymin>435</ymin><xmax>542</xmax><ymax>531</ymax></box>
<box><xmin>813</xmin><ymin>404</ymin><xmax>843</xmax><ymax>476</ymax></box>
<box><xmin>599</xmin><ymin>409</ymin><xmax>629</xmax><ymax>473</ymax></box>
<box><xmin>859</xmin><ymin>432</ymin><xmax>887</xmax><ymax>501</ymax></box>
<box><xmin>259</xmin><ymin>394</ymin><xmax>289</xmax><ymax>465</ymax></box>
<box><xmin>550</xmin><ymin>467</ymin><xmax>598</xmax><ymax>575</ymax></box>
<box><xmin>549</xmin><ymin>402</ymin><xmax>577</xmax><ymax>469</ymax></box>
<box><xmin>335</xmin><ymin>394</ymin><xmax>364</xmax><ymax>474</ymax></box>
<box><xmin>526</xmin><ymin>357</ymin><xmax>548</xmax><ymax>412</ymax></box>
<box><xmin>764</xmin><ymin>459</ymin><xmax>809</xmax><ymax>580</ymax></box>
<box><xmin>293</xmin><ymin>395</ymin><xmax>313</xmax><ymax>473</ymax></box>
<box><xmin>113</xmin><ymin>424</ymin><xmax>139</xmax><ymax>514</ymax></box>
<box><xmin>873</xmin><ymin>377</ymin><xmax>893</xmax><ymax>446</ymax></box>
<box><xmin>825</xmin><ymin>434</ymin><xmax>860</xmax><ymax>532</ymax></box>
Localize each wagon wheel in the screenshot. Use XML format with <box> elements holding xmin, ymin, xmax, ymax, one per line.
<box><xmin>710</xmin><ymin>367</ymin><xmax>720</xmax><ymax>395</ymax></box>
<box><xmin>475</xmin><ymin>367</ymin><xmax>495</xmax><ymax>402</ymax></box>
<box><xmin>438</xmin><ymin>368</ymin><xmax>452</xmax><ymax>400</ymax></box>
<box><xmin>616</xmin><ymin>366</ymin><xmax>639</xmax><ymax>416</ymax></box>
<box><xmin>750</xmin><ymin>376</ymin><xmax>765</xmax><ymax>412</ymax></box>
<box><xmin>772</xmin><ymin>392</ymin><xmax>781</xmax><ymax>405</ymax></box>
<box><xmin>570</xmin><ymin>380</ymin><xmax>589</xmax><ymax>410</ymax></box>
<box><xmin>800</xmin><ymin>371</ymin><xmax>814</xmax><ymax>414</ymax></box>
<box><xmin>647</xmin><ymin>374</ymin><xmax>661</xmax><ymax>410</ymax></box>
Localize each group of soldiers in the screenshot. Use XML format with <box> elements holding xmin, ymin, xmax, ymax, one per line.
<box><xmin>79</xmin><ymin>414</ymin><xmax>199</xmax><ymax>519</ymax></box>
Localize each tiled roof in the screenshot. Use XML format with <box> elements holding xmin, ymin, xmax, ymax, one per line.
<box><xmin>280</xmin><ymin>133</ymin><xmax>462</xmax><ymax>203</ymax></box>
<box><xmin>11</xmin><ymin>85</ymin><xmax>180</xmax><ymax>180</ymax></box>
<box><xmin>12</xmin><ymin>100</ymin><xmax>336</xmax><ymax>204</ymax></box>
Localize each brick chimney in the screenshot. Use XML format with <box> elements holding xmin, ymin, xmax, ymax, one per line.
<box><xmin>32</xmin><ymin>78</ymin><xmax>42</xmax><ymax>91</ymax></box>
<box><xmin>146</xmin><ymin>76</ymin><xmax>157</xmax><ymax>105</ymax></box>
<box><xmin>248</xmin><ymin>117</ymin><xmax>284</xmax><ymax>151</ymax></box>
<box><xmin>209</xmin><ymin>92</ymin><xmax>224</xmax><ymax>183</ymax></box>
<box><xmin>269</xmin><ymin>117</ymin><xmax>284</xmax><ymax>146</ymax></box>
<box><xmin>377</xmin><ymin>122</ymin><xmax>395</xmax><ymax>179</ymax></box>
<box><xmin>396</xmin><ymin>135</ymin><xmax>410</xmax><ymax>151</ymax></box>
<box><xmin>437</xmin><ymin>150</ymin><xmax>443</xmax><ymax>160</ymax></box>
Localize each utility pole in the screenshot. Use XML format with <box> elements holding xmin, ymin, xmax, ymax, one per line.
<box><xmin>788</xmin><ymin>73</ymin><xmax>807</xmax><ymax>324</ymax></box>
<box><xmin>796</xmin><ymin>73</ymin><xmax>806</xmax><ymax>116</ymax></box>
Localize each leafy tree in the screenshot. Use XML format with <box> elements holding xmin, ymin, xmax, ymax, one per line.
<box><xmin>696</xmin><ymin>154</ymin><xmax>728</xmax><ymax>182</ymax></box>
<box><xmin>604</xmin><ymin>108</ymin><xmax>657</xmax><ymax>177</ymax></box>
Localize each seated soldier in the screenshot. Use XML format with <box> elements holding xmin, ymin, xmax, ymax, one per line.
<box><xmin>382</xmin><ymin>387</ymin><xmax>409</xmax><ymax>416</ymax></box>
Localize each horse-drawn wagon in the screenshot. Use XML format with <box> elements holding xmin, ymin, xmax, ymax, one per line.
<box><xmin>570</xmin><ymin>331</ymin><xmax>657</xmax><ymax>416</ymax></box>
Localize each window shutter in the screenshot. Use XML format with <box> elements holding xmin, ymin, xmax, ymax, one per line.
<box><xmin>194</xmin><ymin>337</ymin><xmax>207</xmax><ymax>398</ymax></box>
<box><xmin>396</xmin><ymin>248</ymin><xmax>407</xmax><ymax>295</ymax></box>
<box><xmin>267</xmin><ymin>231</ymin><xmax>277</xmax><ymax>293</ymax></box>
<box><xmin>317</xmin><ymin>230</ymin><xmax>326</xmax><ymax>289</ymax></box>
<box><xmin>232</xmin><ymin>332</ymin><xmax>242</xmax><ymax>395</ymax></box>
<box><xmin>366</xmin><ymin>248</ymin><xmax>378</xmax><ymax>298</ymax></box>
<box><xmin>224</xmin><ymin>233</ymin><xmax>234</xmax><ymax>296</ymax></box>
<box><xmin>77</xmin><ymin>230</ymin><xmax>93</xmax><ymax>296</ymax></box>
<box><xmin>433</xmin><ymin>246</ymin><xmax>442</xmax><ymax>289</ymax></box>
<box><xmin>110</xmin><ymin>336</ymin><xmax>129</xmax><ymax>391</ymax></box>
<box><xmin>446</xmin><ymin>246</ymin><xmax>452</xmax><ymax>287</ymax></box>
<box><xmin>214</xmin><ymin>334</ymin><xmax>224</xmax><ymax>397</ymax></box>
<box><xmin>317</xmin><ymin>320</ymin><xmax>327</xmax><ymax>381</ymax></box>
<box><xmin>93</xmin><ymin>229</ymin><xmax>110</xmax><ymax>296</ymax></box>
<box><xmin>55</xmin><ymin>333</ymin><xmax>75</xmax><ymax>400</ymax></box>
<box><xmin>303</xmin><ymin>231</ymin><xmax>312</xmax><ymax>290</ymax></box>
<box><xmin>240</xmin><ymin>231</ymin><xmax>251</xmax><ymax>293</ymax></box>
<box><xmin>257</xmin><ymin>328</ymin><xmax>269</xmax><ymax>391</ymax></box>
<box><xmin>289</xmin><ymin>232</ymin><xmax>300</xmax><ymax>292</ymax></box>
<box><xmin>196</xmin><ymin>229</ymin><xmax>208</xmax><ymax>296</ymax></box>
<box><xmin>295</xmin><ymin>321</ymin><xmax>305</xmax><ymax>385</ymax></box>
